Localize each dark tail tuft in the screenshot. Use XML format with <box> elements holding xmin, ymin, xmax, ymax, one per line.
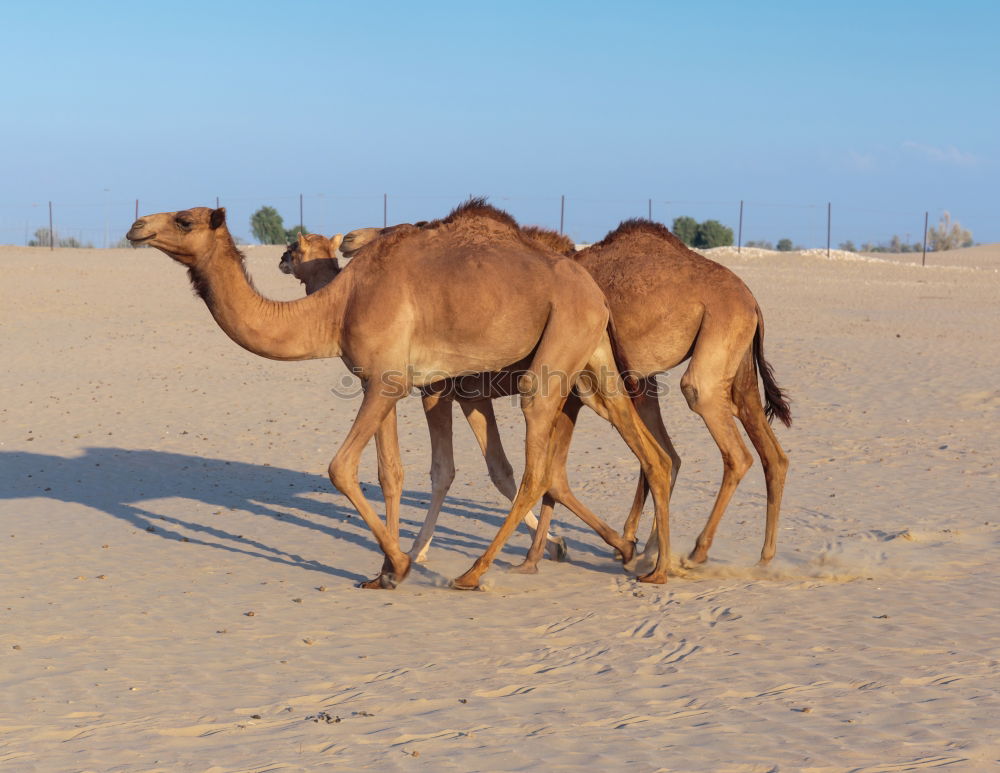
<box><xmin>753</xmin><ymin>306</ymin><xmax>792</xmax><ymax>427</ymax></box>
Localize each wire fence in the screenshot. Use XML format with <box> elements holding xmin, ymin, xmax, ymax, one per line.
<box><xmin>0</xmin><ymin>192</ymin><xmax>987</xmax><ymax>255</ymax></box>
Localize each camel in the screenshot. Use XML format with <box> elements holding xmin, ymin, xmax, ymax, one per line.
<box><xmin>125</xmin><ymin>200</ymin><xmax>675</xmax><ymax>590</ymax></box>
<box><xmin>278</xmin><ymin>232</ymin><xmax>343</xmax><ymax>293</ymax></box>
<box><xmin>339</xmin><ymin>218</ymin><xmax>790</xmax><ymax>573</ymax></box>
<box><xmin>525</xmin><ymin>219</ymin><xmax>790</xmax><ymax>571</ymax></box>
<box><xmin>279</xmin><ymin>228</ymin><xmax>568</xmax><ymax>564</ymax></box>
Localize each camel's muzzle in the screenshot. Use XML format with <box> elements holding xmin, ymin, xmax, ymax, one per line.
<box><xmin>126</xmin><ymin>220</ymin><xmax>155</xmax><ymax>244</ymax></box>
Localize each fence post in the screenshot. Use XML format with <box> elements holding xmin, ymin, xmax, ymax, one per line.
<box><xmin>383</xmin><ymin>193</ymin><xmax>387</xmax><ymax>228</ymax></box>
<box><xmin>135</xmin><ymin>199</ymin><xmax>139</xmax><ymax>220</ymax></box>
<box><xmin>49</xmin><ymin>201</ymin><xmax>54</xmax><ymax>250</ymax></box>
<box><xmin>299</xmin><ymin>193</ymin><xmax>304</xmax><ymax>232</ymax></box>
<box><xmin>827</xmin><ymin>202</ymin><xmax>831</xmax><ymax>258</ymax></box>
<box><xmin>922</xmin><ymin>211</ymin><xmax>928</xmax><ymax>266</ymax></box>
<box><xmin>648</xmin><ymin>198</ymin><xmax>652</xmax><ymax>220</ymax></box>
<box><xmin>559</xmin><ymin>195</ymin><xmax>565</xmax><ymax>235</ymax></box>
<box><xmin>737</xmin><ymin>200</ymin><xmax>744</xmax><ymax>254</ymax></box>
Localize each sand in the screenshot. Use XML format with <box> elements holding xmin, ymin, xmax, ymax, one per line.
<box><xmin>2</xmin><ymin>240</ymin><xmax>998</xmax><ymax>771</ymax></box>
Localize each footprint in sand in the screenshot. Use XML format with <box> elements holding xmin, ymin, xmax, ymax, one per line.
<box><xmin>698</xmin><ymin>606</ymin><xmax>743</xmax><ymax>627</ymax></box>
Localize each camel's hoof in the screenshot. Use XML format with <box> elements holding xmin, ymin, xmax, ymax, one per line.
<box><xmin>757</xmin><ymin>554</ymin><xmax>775</xmax><ymax>567</ymax></box>
<box><xmin>637</xmin><ymin>570</ymin><xmax>668</xmax><ymax>584</ymax></box>
<box><xmin>449</xmin><ymin>578</ymin><xmax>483</xmax><ymax>591</ymax></box>
<box><xmin>509</xmin><ymin>561</ymin><xmax>539</xmax><ymax>575</ymax></box>
<box><xmin>357</xmin><ymin>574</ymin><xmax>397</xmax><ymax>590</ymax></box>
<box><xmin>686</xmin><ymin>547</ymin><xmax>708</xmax><ymax>565</ymax></box>
<box><xmin>547</xmin><ymin>537</ymin><xmax>569</xmax><ymax>562</ymax></box>
<box><xmin>614</xmin><ymin>539</ymin><xmax>638</xmax><ymax>564</ymax></box>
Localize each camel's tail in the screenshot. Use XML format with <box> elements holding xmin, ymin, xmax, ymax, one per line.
<box><xmin>607</xmin><ymin>313</ymin><xmax>643</xmax><ymax>404</ymax></box>
<box><xmin>753</xmin><ymin>305</ymin><xmax>792</xmax><ymax>427</ymax></box>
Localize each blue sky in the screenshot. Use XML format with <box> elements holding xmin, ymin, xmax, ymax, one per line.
<box><xmin>1</xmin><ymin>0</ymin><xmax>997</xmax><ymax>247</ymax></box>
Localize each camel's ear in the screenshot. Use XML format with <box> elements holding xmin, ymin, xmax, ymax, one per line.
<box><xmin>210</xmin><ymin>208</ymin><xmax>226</xmax><ymax>230</ymax></box>
<box><xmin>330</xmin><ymin>233</ymin><xmax>344</xmax><ymax>251</ymax></box>
<box><xmin>297</xmin><ymin>231</ymin><xmax>307</xmax><ymax>247</ymax></box>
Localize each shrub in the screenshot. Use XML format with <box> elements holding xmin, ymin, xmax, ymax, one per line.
<box><xmin>671</xmin><ymin>216</ymin><xmax>699</xmax><ymax>246</ymax></box>
<box><xmin>927</xmin><ymin>212</ymin><xmax>972</xmax><ymax>251</ymax></box>
<box><xmin>672</xmin><ymin>216</ymin><xmax>734</xmax><ymax>248</ymax></box>
<box><xmin>776</xmin><ymin>238</ymin><xmax>794</xmax><ymax>252</ymax></box>
<box><xmin>28</xmin><ymin>227</ymin><xmax>93</xmax><ymax>248</ymax></box>
<box><xmin>694</xmin><ymin>220</ymin><xmax>734</xmax><ymax>248</ymax></box>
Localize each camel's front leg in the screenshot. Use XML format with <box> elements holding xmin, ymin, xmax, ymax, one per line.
<box><xmin>373</xmin><ymin>404</ymin><xmax>404</xmax><ymax>575</ymax></box>
<box><xmin>328</xmin><ymin>384</ymin><xmax>410</xmax><ymax>589</ymax></box>
<box><xmin>407</xmin><ymin>392</ymin><xmax>456</xmax><ymax>562</ymax></box>
<box><xmin>459</xmin><ymin>397</ymin><xmax>567</xmax><ymax>561</ymax></box>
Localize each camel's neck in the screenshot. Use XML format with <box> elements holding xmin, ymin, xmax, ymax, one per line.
<box><xmin>191</xmin><ymin>241</ymin><xmax>346</xmax><ymax>360</ymax></box>
<box><xmin>295</xmin><ymin>259</ymin><xmax>341</xmax><ymax>295</ymax></box>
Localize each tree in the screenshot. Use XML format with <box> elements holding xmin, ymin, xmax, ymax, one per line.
<box><xmin>838</xmin><ymin>240</ymin><xmax>856</xmax><ymax>252</ymax></box>
<box><xmin>776</xmin><ymin>238</ymin><xmax>794</xmax><ymax>252</ymax></box>
<box><xmin>926</xmin><ymin>211</ymin><xmax>972</xmax><ymax>251</ymax></box>
<box><xmin>671</xmin><ymin>216</ymin><xmax>699</xmax><ymax>246</ymax></box>
<box><xmin>285</xmin><ymin>224</ymin><xmax>309</xmax><ymax>241</ymax></box>
<box><xmin>694</xmin><ymin>220</ymin><xmax>734</xmax><ymax>248</ymax></box>
<box><xmin>745</xmin><ymin>239</ymin><xmax>774</xmax><ymax>250</ymax></box>
<box><xmin>250</xmin><ymin>206</ymin><xmax>288</xmax><ymax>245</ymax></box>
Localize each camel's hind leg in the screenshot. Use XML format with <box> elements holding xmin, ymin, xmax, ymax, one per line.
<box><xmin>516</xmin><ymin>392</ymin><xmax>637</xmax><ymax>574</ymax></box>
<box><xmin>621</xmin><ymin>378</ymin><xmax>682</xmax><ymax>546</ymax></box>
<box><xmin>731</xmin><ymin>352</ymin><xmax>789</xmax><ymax>565</ymax></box>
<box><xmin>678</xmin><ymin>316</ymin><xmax>757</xmax><ymax>566</ymax></box>
<box><xmin>451</xmin><ymin>375</ymin><xmax>575</xmax><ymax>589</ymax></box>
<box><xmin>514</xmin><ymin>494</ymin><xmax>557</xmax><ymax>573</ymax></box>
<box><xmin>452</xmin><ymin>302</ymin><xmax>612</xmax><ymax>591</ymax></box>
<box><xmin>458</xmin><ymin>398</ymin><xmax>567</xmax><ymax>560</ymax></box>
<box><xmin>407</xmin><ymin>392</ymin><xmax>456</xmax><ymax>563</ymax></box>
<box><xmin>577</xmin><ymin>340</ymin><xmax>674</xmax><ymax>583</ymax></box>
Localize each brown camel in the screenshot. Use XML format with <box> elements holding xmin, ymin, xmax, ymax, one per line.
<box><xmin>278</xmin><ymin>232</ymin><xmax>343</xmax><ymax>293</ymax></box>
<box><xmin>340</xmin><ymin>218</ymin><xmax>790</xmax><ymax>572</ymax></box>
<box><xmin>525</xmin><ymin>219</ymin><xmax>790</xmax><ymax>571</ymax></box>
<box><xmin>125</xmin><ymin>200</ymin><xmax>675</xmax><ymax>590</ymax></box>
<box><xmin>279</xmin><ymin>230</ymin><xmax>568</xmax><ymax>564</ymax></box>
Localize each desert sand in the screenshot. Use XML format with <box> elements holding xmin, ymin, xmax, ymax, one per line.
<box><xmin>2</xmin><ymin>239</ymin><xmax>998</xmax><ymax>771</ymax></box>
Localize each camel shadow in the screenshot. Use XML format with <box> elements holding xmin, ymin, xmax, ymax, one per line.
<box><xmin>0</xmin><ymin>447</ymin><xmax>608</xmax><ymax>581</ymax></box>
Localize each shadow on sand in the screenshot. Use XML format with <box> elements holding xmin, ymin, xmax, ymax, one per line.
<box><xmin>1</xmin><ymin>447</ymin><xmax>611</xmax><ymax>583</ymax></box>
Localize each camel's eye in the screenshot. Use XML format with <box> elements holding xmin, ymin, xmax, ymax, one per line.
<box><xmin>175</xmin><ymin>217</ymin><xmax>193</xmax><ymax>231</ymax></box>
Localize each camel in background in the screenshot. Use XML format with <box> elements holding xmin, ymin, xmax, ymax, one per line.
<box><xmin>278</xmin><ymin>232</ymin><xmax>343</xmax><ymax>293</ymax></box>
<box><xmin>126</xmin><ymin>200</ymin><xmax>675</xmax><ymax>590</ymax></box>
<box><xmin>525</xmin><ymin>219</ymin><xmax>789</xmax><ymax>570</ymax></box>
<box><xmin>340</xmin><ymin>218</ymin><xmax>790</xmax><ymax>573</ymax></box>
<box><xmin>279</xmin><ymin>229</ymin><xmax>568</xmax><ymax>564</ymax></box>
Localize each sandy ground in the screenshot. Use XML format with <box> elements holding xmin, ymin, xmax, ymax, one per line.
<box><xmin>2</xmin><ymin>239</ymin><xmax>999</xmax><ymax>772</ymax></box>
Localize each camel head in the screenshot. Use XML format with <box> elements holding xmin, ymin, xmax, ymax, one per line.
<box><xmin>278</xmin><ymin>231</ymin><xmax>343</xmax><ymax>275</ymax></box>
<box><xmin>126</xmin><ymin>207</ymin><xmax>230</xmax><ymax>266</ymax></box>
<box><xmin>339</xmin><ymin>223</ymin><xmax>426</xmax><ymax>258</ymax></box>
<box><xmin>339</xmin><ymin>227</ymin><xmax>385</xmax><ymax>259</ymax></box>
